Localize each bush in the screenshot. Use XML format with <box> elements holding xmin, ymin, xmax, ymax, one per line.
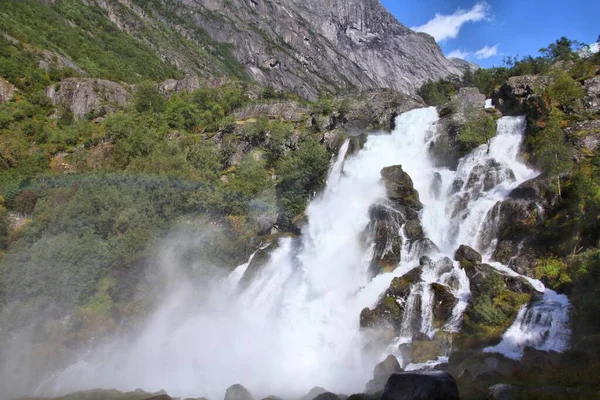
<box><xmin>545</xmin><ymin>69</ymin><xmax>585</xmax><ymax>112</ymax></box>
<box><xmin>455</xmin><ymin>110</ymin><xmax>497</xmax><ymax>155</ymax></box>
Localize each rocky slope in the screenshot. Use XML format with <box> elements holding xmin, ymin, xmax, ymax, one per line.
<box><xmin>47</xmin><ymin>0</ymin><xmax>460</xmax><ymax>99</ymax></box>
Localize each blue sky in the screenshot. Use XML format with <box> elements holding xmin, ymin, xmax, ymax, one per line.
<box><xmin>380</xmin><ymin>1</ymin><xmax>600</xmax><ymax>68</ymax></box>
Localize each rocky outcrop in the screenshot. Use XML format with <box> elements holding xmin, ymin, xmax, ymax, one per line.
<box><xmin>0</xmin><ymin>78</ymin><xmax>15</xmax><ymax>103</ymax></box>
<box><xmin>45</xmin><ymin>78</ymin><xmax>131</xmax><ymax>119</ymax></box>
<box><xmin>431</xmin><ymin>283</ymin><xmax>458</xmax><ymax>328</ymax></box>
<box><xmin>381</xmin><ymin>371</ymin><xmax>460</xmax><ymax>400</ymax></box>
<box><xmin>583</xmin><ymin>75</ymin><xmax>600</xmax><ymax>113</ymax></box>
<box><xmin>452</xmin><ymin>87</ymin><xmax>486</xmax><ymax>116</ymax></box>
<box><xmin>492</xmin><ymin>75</ymin><xmax>550</xmax><ymax>116</ymax></box>
<box><xmin>365</xmin><ymin>355</ymin><xmax>403</xmax><ymax>394</ymax></box>
<box><xmin>454</xmin><ymin>245</ymin><xmax>483</xmax><ymax>271</ymax></box>
<box><xmin>566</xmin><ymin>119</ymin><xmax>600</xmax><ymax>160</ymax></box>
<box><xmin>380</xmin><ymin>166</ymin><xmax>423</xmax><ymax>212</ymax></box>
<box><xmin>89</xmin><ymin>0</ymin><xmax>461</xmax><ymax>99</ymax></box>
<box><xmin>225</xmin><ymin>384</ymin><xmax>255</xmax><ymax>400</ymax></box>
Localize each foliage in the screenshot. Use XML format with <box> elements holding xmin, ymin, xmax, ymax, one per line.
<box><xmin>134</xmin><ymin>83</ymin><xmax>166</xmax><ymax>114</ymax></box>
<box><xmin>539</xmin><ymin>37</ymin><xmax>584</xmax><ymax>62</ymax></box>
<box><xmin>545</xmin><ymin>69</ymin><xmax>585</xmax><ymax>112</ymax></box>
<box><xmin>455</xmin><ymin>109</ymin><xmax>497</xmax><ymax>155</ymax></box>
<box><xmin>534</xmin><ymin>108</ymin><xmax>573</xmax><ymax>180</ymax></box>
<box><xmin>417</xmin><ymin>77</ymin><xmax>459</xmax><ymax>106</ymax></box>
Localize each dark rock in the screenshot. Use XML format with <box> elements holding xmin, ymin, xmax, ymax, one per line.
<box><xmin>300</xmin><ymin>387</ymin><xmax>327</xmax><ymax>400</ymax></box>
<box><xmin>419</xmin><ymin>256</ymin><xmax>432</xmax><ymax>267</ymax></box>
<box><xmin>397</xmin><ymin>343</ymin><xmax>412</xmax><ymax>368</ymax></box>
<box><xmin>239</xmin><ymin>239</ymin><xmax>280</xmax><ymax>289</ymax></box>
<box><xmin>411</xmin><ymin>332</ymin><xmax>453</xmax><ymax>363</ymax></box>
<box><xmin>225</xmin><ymin>384</ymin><xmax>254</xmax><ymax>400</ymax></box>
<box><xmin>434</xmin><ymin>257</ymin><xmax>454</xmax><ymax>276</ymax></box>
<box><xmin>312</xmin><ymin>393</ymin><xmax>339</xmax><ymax>400</ymax></box>
<box><xmin>488</xmin><ymin>384</ymin><xmax>521</xmax><ymax>400</ymax></box>
<box><xmin>492</xmin><ymin>75</ymin><xmax>550</xmax><ymax>116</ymax></box>
<box><xmin>381</xmin><ymin>371</ymin><xmax>459</xmax><ymax>400</ymax></box>
<box><xmin>430</xmin><ymin>172</ymin><xmax>443</xmax><ymax>199</ymax></box>
<box><xmin>454</xmin><ymin>245</ymin><xmax>482</xmax><ymax>271</ymax></box>
<box><xmin>431</xmin><ymin>283</ymin><xmax>458</xmax><ymax>327</ymax></box>
<box><xmin>365</xmin><ymin>355</ymin><xmax>403</xmax><ymax>393</ymax></box>
<box><xmin>412</xmin><ymin>331</ymin><xmax>431</xmax><ymax>342</ymax></box>
<box><xmin>380</xmin><ymin>166</ymin><xmax>422</xmax><ymax>211</ymax></box>
<box><xmin>257</xmin><ymin>214</ymin><xmax>276</xmax><ymax>236</ymax></box>
<box><xmin>368</xmin><ymin>213</ymin><xmax>403</xmax><ymax>276</ymax></box>
<box><xmin>403</xmin><ymin>219</ymin><xmax>424</xmax><ymax>240</ymax></box>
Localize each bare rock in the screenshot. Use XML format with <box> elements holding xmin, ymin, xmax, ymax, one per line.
<box><xmin>0</xmin><ymin>78</ymin><xmax>15</xmax><ymax>103</ymax></box>
<box><xmin>45</xmin><ymin>78</ymin><xmax>131</xmax><ymax>119</ymax></box>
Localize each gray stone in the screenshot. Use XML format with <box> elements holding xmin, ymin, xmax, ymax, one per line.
<box><xmin>0</xmin><ymin>78</ymin><xmax>15</xmax><ymax>103</ymax></box>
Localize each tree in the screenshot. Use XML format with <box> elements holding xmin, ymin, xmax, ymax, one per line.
<box><xmin>134</xmin><ymin>82</ymin><xmax>166</xmax><ymax>114</ymax></box>
<box><xmin>545</xmin><ymin>69</ymin><xmax>585</xmax><ymax>112</ymax></box>
<box><xmin>537</xmin><ymin>108</ymin><xmax>573</xmax><ymax>197</ymax></box>
<box><xmin>539</xmin><ymin>37</ymin><xmax>582</xmax><ymax>62</ymax></box>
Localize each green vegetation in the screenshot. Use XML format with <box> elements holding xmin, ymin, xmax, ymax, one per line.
<box><xmin>455</xmin><ymin>107</ymin><xmax>498</xmax><ymax>155</ymax></box>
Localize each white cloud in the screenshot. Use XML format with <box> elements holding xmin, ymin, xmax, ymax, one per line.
<box><xmin>411</xmin><ymin>2</ymin><xmax>491</xmax><ymax>42</ymax></box>
<box><xmin>474</xmin><ymin>44</ymin><xmax>499</xmax><ymax>59</ymax></box>
<box><xmin>447</xmin><ymin>49</ymin><xmax>471</xmax><ymax>59</ymax></box>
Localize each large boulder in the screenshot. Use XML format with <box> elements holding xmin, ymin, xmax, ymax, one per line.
<box><xmin>454</xmin><ymin>245</ymin><xmax>482</xmax><ymax>272</ymax></box>
<box><xmin>452</xmin><ymin>87</ymin><xmax>486</xmax><ymax>116</ymax></box>
<box><xmin>492</xmin><ymin>75</ymin><xmax>551</xmax><ymax>116</ymax></box>
<box><xmin>381</xmin><ymin>371</ymin><xmax>460</xmax><ymax>400</ymax></box>
<box><xmin>0</xmin><ymin>77</ymin><xmax>15</xmax><ymax>103</ymax></box>
<box><xmin>431</xmin><ymin>283</ymin><xmax>458</xmax><ymax>328</ymax></box>
<box><xmin>225</xmin><ymin>384</ymin><xmax>254</xmax><ymax>400</ymax></box>
<box><xmin>45</xmin><ymin>78</ymin><xmax>132</xmax><ymax>119</ymax></box>
<box><xmin>380</xmin><ymin>166</ymin><xmax>422</xmax><ymax>211</ymax></box>
<box><xmin>365</xmin><ymin>355</ymin><xmax>403</xmax><ymax>393</ymax></box>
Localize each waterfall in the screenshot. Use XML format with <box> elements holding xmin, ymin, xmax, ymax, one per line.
<box><xmin>39</xmin><ymin>107</ymin><xmax>570</xmax><ymax>399</ymax></box>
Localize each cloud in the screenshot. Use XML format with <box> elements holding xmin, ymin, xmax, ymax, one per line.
<box><xmin>447</xmin><ymin>49</ymin><xmax>471</xmax><ymax>59</ymax></box>
<box><xmin>474</xmin><ymin>44</ymin><xmax>499</xmax><ymax>59</ymax></box>
<box><xmin>411</xmin><ymin>2</ymin><xmax>491</xmax><ymax>42</ymax></box>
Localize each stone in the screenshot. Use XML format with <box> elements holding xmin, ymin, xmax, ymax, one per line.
<box><xmin>430</xmin><ymin>283</ymin><xmax>458</xmax><ymax>327</ymax></box>
<box><xmin>381</xmin><ymin>371</ymin><xmax>459</xmax><ymax>400</ymax></box>
<box><xmin>0</xmin><ymin>77</ymin><xmax>15</xmax><ymax>103</ymax></box>
<box><xmin>488</xmin><ymin>384</ymin><xmax>521</xmax><ymax>400</ymax></box>
<box><xmin>452</xmin><ymin>87</ymin><xmax>485</xmax><ymax>115</ymax></box>
<box><xmin>225</xmin><ymin>384</ymin><xmax>254</xmax><ymax>400</ymax></box>
<box><xmin>239</xmin><ymin>239</ymin><xmax>280</xmax><ymax>289</ymax></box>
<box><xmin>380</xmin><ymin>165</ymin><xmax>422</xmax><ymax>210</ymax></box>
<box><xmin>583</xmin><ymin>75</ymin><xmax>600</xmax><ymax>113</ymax></box>
<box><xmin>454</xmin><ymin>245</ymin><xmax>482</xmax><ymax>271</ymax></box>
<box><xmin>45</xmin><ymin>78</ymin><xmax>131</xmax><ymax>119</ymax></box>
<box><xmin>492</xmin><ymin>75</ymin><xmax>550</xmax><ymax>116</ymax></box>
<box><xmin>365</xmin><ymin>355</ymin><xmax>403</xmax><ymax>393</ymax></box>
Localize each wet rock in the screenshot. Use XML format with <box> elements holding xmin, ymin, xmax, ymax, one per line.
<box><xmin>368</xmin><ymin>213</ymin><xmax>403</xmax><ymax>275</ymax></box>
<box><xmin>360</xmin><ymin>268</ymin><xmax>422</xmax><ymax>330</ymax></box>
<box><xmin>449</xmin><ymin>351</ymin><xmax>521</xmax><ymax>384</ymax></box>
<box><xmin>397</xmin><ymin>343</ymin><xmax>412</xmax><ymax>368</ymax></box>
<box><xmin>239</xmin><ymin>239</ymin><xmax>280</xmax><ymax>289</ymax></box>
<box><xmin>411</xmin><ymin>331</ymin><xmax>453</xmax><ymax>363</ymax></box>
<box><xmin>225</xmin><ymin>384</ymin><xmax>254</xmax><ymax>400</ymax></box>
<box><xmin>365</xmin><ymin>355</ymin><xmax>403</xmax><ymax>393</ymax></box>
<box><xmin>435</xmin><ymin>257</ymin><xmax>454</xmax><ymax>276</ymax></box>
<box><xmin>419</xmin><ymin>256</ymin><xmax>432</xmax><ymax>267</ymax></box>
<box><xmin>403</xmin><ymin>219</ymin><xmax>424</xmax><ymax>240</ymax></box>
<box><xmin>431</xmin><ymin>283</ymin><xmax>458</xmax><ymax>327</ymax></box>
<box><xmin>381</xmin><ymin>371</ymin><xmax>459</xmax><ymax>400</ymax></box>
<box><xmin>0</xmin><ymin>77</ymin><xmax>15</xmax><ymax>103</ymax></box>
<box><xmin>454</xmin><ymin>245</ymin><xmax>482</xmax><ymax>271</ymax></box>
<box><xmin>257</xmin><ymin>214</ymin><xmax>277</xmax><ymax>236</ymax></box>
<box><xmin>488</xmin><ymin>384</ymin><xmax>521</xmax><ymax>400</ymax></box>
<box><xmin>430</xmin><ymin>172</ymin><xmax>443</xmax><ymax>199</ymax></box>
<box><xmin>45</xmin><ymin>78</ymin><xmax>131</xmax><ymax>119</ymax></box>
<box><xmin>380</xmin><ymin>165</ymin><xmax>422</xmax><ymax>211</ymax></box>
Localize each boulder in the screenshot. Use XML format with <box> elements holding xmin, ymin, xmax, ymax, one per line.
<box><xmin>225</xmin><ymin>384</ymin><xmax>254</xmax><ymax>400</ymax></box>
<box><xmin>492</xmin><ymin>75</ymin><xmax>550</xmax><ymax>116</ymax></box>
<box><xmin>454</xmin><ymin>245</ymin><xmax>482</xmax><ymax>271</ymax></box>
<box><xmin>45</xmin><ymin>78</ymin><xmax>131</xmax><ymax>118</ymax></box>
<box><xmin>239</xmin><ymin>239</ymin><xmax>280</xmax><ymax>289</ymax></box>
<box><xmin>488</xmin><ymin>384</ymin><xmax>521</xmax><ymax>400</ymax></box>
<box><xmin>0</xmin><ymin>77</ymin><xmax>15</xmax><ymax>103</ymax></box>
<box><xmin>381</xmin><ymin>371</ymin><xmax>459</xmax><ymax>400</ymax></box>
<box><xmin>365</xmin><ymin>355</ymin><xmax>403</xmax><ymax>393</ymax></box>
<box><xmin>380</xmin><ymin>166</ymin><xmax>422</xmax><ymax>211</ymax></box>
<box><xmin>430</xmin><ymin>283</ymin><xmax>458</xmax><ymax>327</ymax></box>
<box><xmin>451</xmin><ymin>87</ymin><xmax>486</xmax><ymax>115</ymax></box>
<box><xmin>411</xmin><ymin>332</ymin><xmax>453</xmax><ymax>363</ymax></box>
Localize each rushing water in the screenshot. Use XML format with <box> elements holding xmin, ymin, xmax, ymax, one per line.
<box><xmin>38</xmin><ymin>108</ymin><xmax>571</xmax><ymax>399</ymax></box>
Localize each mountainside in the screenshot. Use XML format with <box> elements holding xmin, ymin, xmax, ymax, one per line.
<box><xmin>0</xmin><ymin>0</ymin><xmax>461</xmax><ymax>98</ymax></box>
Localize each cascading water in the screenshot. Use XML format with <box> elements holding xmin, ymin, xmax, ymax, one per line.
<box><xmin>38</xmin><ymin>107</ymin><xmax>570</xmax><ymax>399</ymax></box>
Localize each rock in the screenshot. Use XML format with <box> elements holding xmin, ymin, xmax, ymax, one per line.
<box><xmin>257</xmin><ymin>214</ymin><xmax>276</xmax><ymax>236</ymax></box>
<box><xmin>454</xmin><ymin>245</ymin><xmax>482</xmax><ymax>271</ymax></box>
<box><xmin>449</xmin><ymin>351</ymin><xmax>521</xmax><ymax>384</ymax></box>
<box><xmin>365</xmin><ymin>355</ymin><xmax>403</xmax><ymax>393</ymax></box>
<box><xmin>367</xmin><ymin>211</ymin><xmax>403</xmax><ymax>276</ymax></box>
<box><xmin>343</xmin><ymin>89</ymin><xmax>424</xmax><ymax>132</ymax></box>
<box><xmin>403</xmin><ymin>220</ymin><xmax>424</xmax><ymax>240</ymax></box>
<box><xmin>451</xmin><ymin>87</ymin><xmax>485</xmax><ymax>115</ymax></box>
<box><xmin>430</xmin><ymin>283</ymin><xmax>458</xmax><ymax>328</ymax></box>
<box><xmin>0</xmin><ymin>77</ymin><xmax>15</xmax><ymax>103</ymax></box>
<box><xmin>488</xmin><ymin>384</ymin><xmax>521</xmax><ymax>400</ymax></box>
<box><xmin>566</xmin><ymin>119</ymin><xmax>600</xmax><ymax>160</ymax></box>
<box><xmin>158</xmin><ymin>75</ymin><xmax>202</xmax><ymax>96</ymax></box>
<box><xmin>381</xmin><ymin>371</ymin><xmax>459</xmax><ymax>400</ymax></box>
<box><xmin>39</xmin><ymin>49</ymin><xmax>87</xmax><ymax>76</ymax></box>
<box><xmin>225</xmin><ymin>384</ymin><xmax>254</xmax><ymax>400</ymax></box>
<box><xmin>235</xmin><ymin>102</ymin><xmax>310</xmax><ymax>123</ymax></box>
<box><xmin>380</xmin><ymin>166</ymin><xmax>422</xmax><ymax>211</ymax></box>
<box><xmin>411</xmin><ymin>332</ymin><xmax>453</xmax><ymax>363</ymax></box>
<box><xmin>45</xmin><ymin>78</ymin><xmax>131</xmax><ymax>119</ymax></box>
<box><xmin>492</xmin><ymin>75</ymin><xmax>550</xmax><ymax>116</ymax></box>
<box><xmin>583</xmin><ymin>75</ymin><xmax>600</xmax><ymax>113</ymax></box>
<box><xmin>300</xmin><ymin>387</ymin><xmax>327</xmax><ymax>400</ymax></box>
<box><xmin>312</xmin><ymin>393</ymin><xmax>339</xmax><ymax>400</ymax></box>
<box><xmin>239</xmin><ymin>239</ymin><xmax>280</xmax><ymax>289</ymax></box>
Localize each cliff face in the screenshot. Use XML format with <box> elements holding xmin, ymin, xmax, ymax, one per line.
<box><xmin>89</xmin><ymin>0</ymin><xmax>460</xmax><ymax>98</ymax></box>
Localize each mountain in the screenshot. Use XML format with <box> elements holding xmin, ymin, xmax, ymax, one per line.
<box><xmin>1</xmin><ymin>0</ymin><xmax>460</xmax><ymax>99</ymax></box>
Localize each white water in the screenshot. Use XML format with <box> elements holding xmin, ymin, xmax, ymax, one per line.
<box><xmin>38</xmin><ymin>108</ymin><xmax>571</xmax><ymax>399</ymax></box>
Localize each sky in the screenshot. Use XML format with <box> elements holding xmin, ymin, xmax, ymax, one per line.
<box><xmin>380</xmin><ymin>0</ymin><xmax>600</xmax><ymax>68</ymax></box>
